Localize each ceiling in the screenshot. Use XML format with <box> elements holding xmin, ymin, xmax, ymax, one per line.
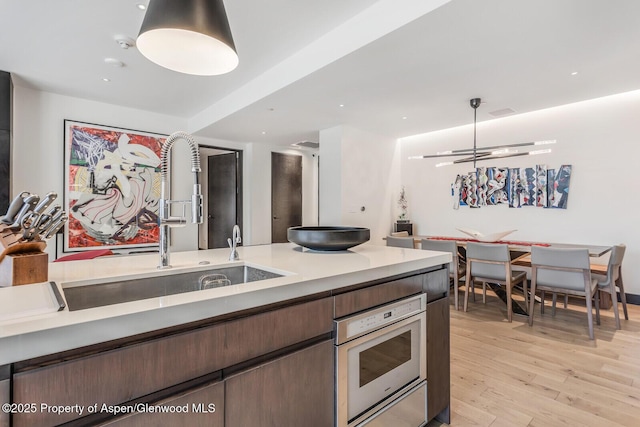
<box><xmin>2</xmin><ymin>0</ymin><xmax>640</xmax><ymax>146</ymax></box>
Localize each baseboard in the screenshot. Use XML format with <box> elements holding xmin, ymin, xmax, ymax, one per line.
<box><xmin>623</xmin><ymin>293</ymin><xmax>640</xmax><ymax>305</ymax></box>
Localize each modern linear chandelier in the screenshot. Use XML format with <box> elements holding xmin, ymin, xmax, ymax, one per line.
<box><xmin>409</xmin><ymin>98</ymin><xmax>555</xmax><ymax>167</ymax></box>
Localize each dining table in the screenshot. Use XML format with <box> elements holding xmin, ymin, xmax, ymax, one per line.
<box><xmin>416</xmin><ymin>235</ymin><xmax>613</xmax><ymax>314</ymax></box>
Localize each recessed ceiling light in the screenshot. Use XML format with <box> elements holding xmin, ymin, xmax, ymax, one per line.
<box><xmin>571</xmin><ymin>71</ymin><xmax>578</xmax><ymax>75</ymax></box>
<box><xmin>136</xmin><ymin>4</ymin><xmax>146</xmax><ymax>10</ymax></box>
<box><xmin>402</xmin><ymin>116</ymin><xmax>408</xmax><ymax>120</ymax></box>
<box><xmin>339</xmin><ymin>104</ymin><xmax>344</xmax><ymax>107</ymax></box>
<box><xmin>102</xmin><ymin>78</ymin><xmax>111</xmax><ymax>82</ymax></box>
<box><xmin>261</xmin><ymin>131</ymin><xmax>266</xmax><ymax>135</ymax></box>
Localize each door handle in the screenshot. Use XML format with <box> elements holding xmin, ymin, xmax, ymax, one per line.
<box><xmin>273</xmin><ymin>216</ymin><xmax>278</xmax><ymax>220</ymax></box>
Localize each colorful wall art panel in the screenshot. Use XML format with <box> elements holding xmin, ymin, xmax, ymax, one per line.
<box><xmin>486</xmin><ymin>167</ymin><xmax>509</xmax><ymax>205</ymax></box>
<box><xmin>536</xmin><ymin>165</ymin><xmax>547</xmax><ymax>207</ymax></box>
<box><xmin>464</xmin><ymin>172</ymin><xmax>479</xmax><ymax>208</ymax></box>
<box><xmin>477</xmin><ymin>167</ymin><xmax>488</xmax><ymax>207</ymax></box>
<box><xmin>547</xmin><ymin>168</ymin><xmax>556</xmax><ymax>207</ymax></box>
<box><xmin>64</xmin><ymin>120</ymin><xmax>165</xmax><ymax>252</ymax></box>
<box><xmin>452</xmin><ymin>174</ymin><xmax>463</xmax><ymax>210</ymax></box>
<box><xmin>451</xmin><ymin>164</ymin><xmax>572</xmax><ymax>211</ymax></box>
<box><xmin>508</xmin><ymin>168</ymin><xmax>522</xmax><ymax>208</ymax></box>
<box><xmin>521</xmin><ymin>167</ymin><xmax>536</xmax><ymax>206</ymax></box>
<box><xmin>550</xmin><ymin>165</ymin><xmax>572</xmax><ymax>209</ymax></box>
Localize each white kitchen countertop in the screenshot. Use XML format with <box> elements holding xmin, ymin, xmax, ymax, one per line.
<box><xmin>0</xmin><ymin>243</ymin><xmax>450</xmax><ymax>365</ymax></box>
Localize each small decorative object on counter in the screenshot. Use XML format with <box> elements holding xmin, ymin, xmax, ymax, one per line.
<box><xmin>0</xmin><ymin>191</ymin><xmax>68</xmax><ymax>286</ymax></box>
<box><xmin>397</xmin><ymin>186</ymin><xmax>409</xmax><ymax>222</ymax></box>
<box><xmin>456</xmin><ymin>227</ymin><xmax>517</xmax><ymax>243</ymax></box>
<box><xmin>395</xmin><ymin>186</ymin><xmax>413</xmax><ymax>235</ymax></box>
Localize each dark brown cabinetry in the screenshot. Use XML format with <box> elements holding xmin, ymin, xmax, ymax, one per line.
<box><xmin>8</xmin><ymin>267</ymin><xmax>450</xmax><ymax>426</ymax></box>
<box><xmin>99</xmin><ymin>381</ymin><xmax>224</xmax><ymax>427</ymax></box>
<box><xmin>13</xmin><ymin>298</ymin><xmax>332</xmax><ymax>426</ymax></box>
<box><xmin>226</xmin><ymin>340</ymin><xmax>334</xmax><ymax>427</ymax></box>
<box><xmin>0</xmin><ymin>369</ymin><xmax>9</xmax><ymax>427</ymax></box>
<box><xmin>0</xmin><ymin>71</ymin><xmax>11</xmax><ymax>213</ymax></box>
<box><xmin>426</xmin><ymin>293</ymin><xmax>451</xmax><ymax>423</ymax></box>
<box><xmin>334</xmin><ymin>273</ymin><xmax>423</xmax><ymax>318</ymax></box>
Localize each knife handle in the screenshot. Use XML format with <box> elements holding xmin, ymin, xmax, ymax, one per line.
<box><xmin>9</xmin><ymin>194</ymin><xmax>40</xmax><ymax>229</ymax></box>
<box><xmin>43</xmin><ymin>215</ymin><xmax>68</xmax><ymax>239</ymax></box>
<box><xmin>32</xmin><ymin>192</ymin><xmax>58</xmax><ymax>215</ymax></box>
<box><xmin>0</xmin><ymin>191</ymin><xmax>29</xmax><ymax>224</ymax></box>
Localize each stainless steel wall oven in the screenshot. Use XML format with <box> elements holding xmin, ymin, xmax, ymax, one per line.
<box><xmin>335</xmin><ymin>293</ymin><xmax>427</xmax><ymax>426</ymax></box>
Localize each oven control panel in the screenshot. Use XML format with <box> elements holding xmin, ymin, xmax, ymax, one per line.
<box><xmin>338</xmin><ymin>294</ymin><xmax>425</xmax><ymax>342</ymax></box>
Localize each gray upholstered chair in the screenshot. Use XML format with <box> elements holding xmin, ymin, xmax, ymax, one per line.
<box><xmin>386</xmin><ymin>235</ymin><xmax>415</xmax><ymax>248</ymax></box>
<box><xmin>464</xmin><ymin>242</ymin><xmax>528</xmax><ymax>322</ymax></box>
<box><xmin>592</xmin><ymin>244</ymin><xmax>627</xmax><ymax>329</ymax></box>
<box><xmin>528</xmin><ymin>246</ymin><xmax>600</xmax><ymax>340</ymax></box>
<box><xmin>421</xmin><ymin>239</ymin><xmax>466</xmax><ymax>310</ymax></box>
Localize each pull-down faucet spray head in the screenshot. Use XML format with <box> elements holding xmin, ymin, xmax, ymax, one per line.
<box><xmin>158</xmin><ymin>131</ymin><xmax>203</xmax><ymax>269</ymax></box>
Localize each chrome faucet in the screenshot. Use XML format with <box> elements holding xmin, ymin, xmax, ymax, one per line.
<box><xmin>228</xmin><ymin>225</ymin><xmax>241</xmax><ymax>261</ymax></box>
<box><xmin>158</xmin><ymin>132</ymin><xmax>203</xmax><ymax>269</ymax></box>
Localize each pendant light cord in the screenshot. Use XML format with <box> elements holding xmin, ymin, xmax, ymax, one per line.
<box><xmin>469</xmin><ymin>97</ymin><xmax>481</xmax><ymax>168</ymax></box>
<box><xmin>473</xmin><ymin>105</ymin><xmax>477</xmax><ymax>169</ymax></box>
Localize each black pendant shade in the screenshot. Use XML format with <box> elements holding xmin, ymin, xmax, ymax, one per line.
<box><xmin>137</xmin><ymin>0</ymin><xmax>238</xmax><ymax>76</ymax></box>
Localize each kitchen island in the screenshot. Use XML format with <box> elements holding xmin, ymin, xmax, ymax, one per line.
<box><xmin>0</xmin><ymin>243</ymin><xmax>451</xmax><ymax>426</ymax></box>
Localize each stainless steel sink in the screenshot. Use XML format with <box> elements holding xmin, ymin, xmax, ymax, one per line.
<box><xmin>62</xmin><ymin>265</ymin><xmax>283</xmax><ymax>311</ymax></box>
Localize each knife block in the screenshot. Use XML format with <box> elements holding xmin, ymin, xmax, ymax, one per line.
<box><xmin>0</xmin><ymin>251</ymin><xmax>48</xmax><ymax>287</ymax></box>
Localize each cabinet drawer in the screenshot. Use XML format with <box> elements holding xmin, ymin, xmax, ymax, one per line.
<box><xmin>13</xmin><ymin>297</ymin><xmax>333</xmax><ymax>427</ymax></box>
<box><xmin>334</xmin><ymin>274</ymin><xmax>423</xmax><ymax>318</ymax></box>
<box><xmin>99</xmin><ymin>380</ymin><xmax>224</xmax><ymax>427</ymax></box>
<box><xmin>222</xmin><ymin>297</ymin><xmax>333</xmax><ymax>366</ymax></box>
<box><xmin>226</xmin><ymin>339</ymin><xmax>334</xmax><ymax>427</ymax></box>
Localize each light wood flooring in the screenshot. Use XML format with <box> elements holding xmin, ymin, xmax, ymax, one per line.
<box><xmin>429</xmin><ymin>289</ymin><xmax>640</xmax><ymax>427</ymax></box>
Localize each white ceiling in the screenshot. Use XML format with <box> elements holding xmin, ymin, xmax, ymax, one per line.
<box><xmin>2</xmin><ymin>0</ymin><xmax>640</xmax><ymax>146</ymax></box>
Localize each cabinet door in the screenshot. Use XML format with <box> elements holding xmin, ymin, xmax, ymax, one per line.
<box><xmin>226</xmin><ymin>340</ymin><xmax>334</xmax><ymax>427</ymax></box>
<box><xmin>0</xmin><ymin>378</ymin><xmax>8</xmax><ymax>427</ymax></box>
<box><xmin>426</xmin><ymin>296</ymin><xmax>450</xmax><ymax>423</ymax></box>
<box><xmin>13</xmin><ymin>297</ymin><xmax>332</xmax><ymax>427</ymax></box>
<box><xmin>98</xmin><ymin>380</ymin><xmax>223</xmax><ymax>427</ymax></box>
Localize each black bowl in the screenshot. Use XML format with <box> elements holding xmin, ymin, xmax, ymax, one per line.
<box><xmin>287</xmin><ymin>226</ymin><xmax>370</xmax><ymax>251</ymax></box>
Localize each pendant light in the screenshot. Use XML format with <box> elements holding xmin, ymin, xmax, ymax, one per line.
<box><xmin>408</xmin><ymin>97</ymin><xmax>555</xmax><ymax>166</ymax></box>
<box><xmin>137</xmin><ymin>0</ymin><xmax>238</xmax><ymax>76</ymax></box>
<box><xmin>470</xmin><ymin>97</ymin><xmax>481</xmax><ymax>168</ymax></box>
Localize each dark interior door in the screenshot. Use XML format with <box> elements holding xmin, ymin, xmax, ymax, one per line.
<box><xmin>0</xmin><ymin>71</ymin><xmax>11</xmax><ymax>213</ymax></box>
<box><xmin>272</xmin><ymin>152</ymin><xmax>302</xmax><ymax>243</ymax></box>
<box><xmin>207</xmin><ymin>152</ymin><xmax>238</xmax><ymax>248</ymax></box>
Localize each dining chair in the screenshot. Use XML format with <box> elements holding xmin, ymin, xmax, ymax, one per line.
<box><xmin>464</xmin><ymin>242</ymin><xmax>528</xmax><ymax>322</ymax></box>
<box><xmin>592</xmin><ymin>244</ymin><xmax>627</xmax><ymax>329</ymax></box>
<box><xmin>386</xmin><ymin>235</ymin><xmax>415</xmax><ymax>248</ymax></box>
<box><xmin>421</xmin><ymin>239</ymin><xmax>465</xmax><ymax>310</ymax></box>
<box><xmin>528</xmin><ymin>246</ymin><xmax>600</xmax><ymax>340</ymax></box>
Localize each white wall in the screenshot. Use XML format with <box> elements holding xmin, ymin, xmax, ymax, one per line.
<box><xmin>400</xmin><ymin>90</ymin><xmax>640</xmax><ymax>294</ymax></box>
<box><xmin>12</xmin><ymin>86</ymin><xmax>191</xmax><ymax>260</ymax></box>
<box><xmin>319</xmin><ymin>125</ymin><xmax>401</xmax><ymax>244</ymax></box>
<box><xmin>245</xmin><ymin>143</ymin><xmax>318</xmax><ymax>245</ymax></box>
<box><xmin>319</xmin><ymin>126</ymin><xmax>343</xmax><ymax>224</ymax></box>
<box><xmin>11</xmin><ymin>86</ymin><xmax>318</xmax><ymax>259</ymax></box>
